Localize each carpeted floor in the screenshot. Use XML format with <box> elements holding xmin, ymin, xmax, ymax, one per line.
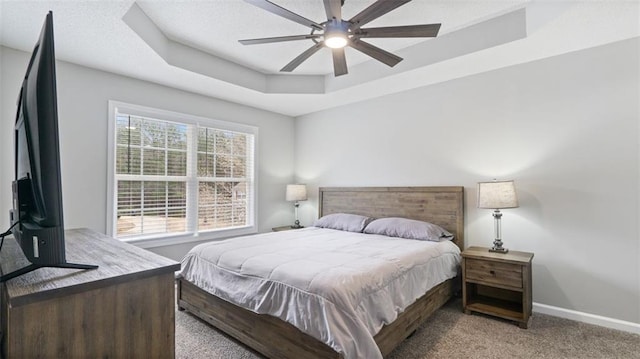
<box><xmin>175</xmin><ymin>298</ymin><xmax>640</xmax><ymax>358</ymax></box>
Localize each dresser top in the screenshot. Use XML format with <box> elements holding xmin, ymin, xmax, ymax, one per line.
<box><xmin>1</xmin><ymin>228</ymin><xmax>180</xmax><ymax>306</ymax></box>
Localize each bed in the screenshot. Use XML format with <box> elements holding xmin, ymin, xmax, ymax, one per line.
<box><xmin>177</xmin><ymin>186</ymin><xmax>464</xmax><ymax>359</ymax></box>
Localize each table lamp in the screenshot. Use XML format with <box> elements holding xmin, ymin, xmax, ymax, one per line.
<box><xmin>286</xmin><ymin>184</ymin><xmax>307</xmax><ymax>228</ymax></box>
<box><xmin>477</xmin><ymin>180</ymin><xmax>519</xmax><ymax>253</ymax></box>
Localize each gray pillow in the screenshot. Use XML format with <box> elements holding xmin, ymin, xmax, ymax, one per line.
<box><xmin>313</xmin><ymin>213</ymin><xmax>373</xmax><ymax>233</ymax></box>
<box><xmin>363</xmin><ymin>217</ymin><xmax>454</xmax><ymax>242</ymax></box>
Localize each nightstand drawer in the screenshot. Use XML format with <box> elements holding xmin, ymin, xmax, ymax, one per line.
<box><xmin>465</xmin><ymin>258</ymin><xmax>523</xmax><ymax>289</ymax></box>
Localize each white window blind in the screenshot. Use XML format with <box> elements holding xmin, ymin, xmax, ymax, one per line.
<box><xmin>108</xmin><ymin>102</ymin><xmax>257</xmax><ymax>245</ymax></box>
<box><xmin>196</xmin><ymin>127</ymin><xmax>251</xmax><ymax>231</ymax></box>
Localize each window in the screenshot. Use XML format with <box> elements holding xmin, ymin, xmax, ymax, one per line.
<box><xmin>107</xmin><ymin>102</ymin><xmax>257</xmax><ymax>247</ymax></box>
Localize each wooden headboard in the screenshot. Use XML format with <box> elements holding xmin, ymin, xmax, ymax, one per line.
<box><xmin>319</xmin><ymin>186</ymin><xmax>465</xmax><ymax>250</ymax></box>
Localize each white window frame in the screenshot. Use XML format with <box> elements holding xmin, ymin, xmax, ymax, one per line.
<box><xmin>107</xmin><ymin>101</ymin><xmax>258</xmax><ymax>248</ymax></box>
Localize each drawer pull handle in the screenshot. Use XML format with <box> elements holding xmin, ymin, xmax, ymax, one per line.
<box><xmin>490</xmin><ymin>270</ymin><xmax>496</xmax><ymax>275</ymax></box>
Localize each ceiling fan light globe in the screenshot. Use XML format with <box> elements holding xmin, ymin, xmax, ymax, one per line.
<box><xmin>325</xmin><ymin>35</ymin><xmax>348</xmax><ymax>49</ymax></box>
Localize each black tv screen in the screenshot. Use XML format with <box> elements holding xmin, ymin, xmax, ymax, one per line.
<box><xmin>2</xmin><ymin>11</ymin><xmax>96</xmax><ymax>282</ymax></box>
<box><xmin>12</xmin><ymin>10</ymin><xmax>65</xmax><ymax>261</ymax></box>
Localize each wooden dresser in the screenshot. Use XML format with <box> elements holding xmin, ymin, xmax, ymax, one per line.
<box><xmin>0</xmin><ymin>228</ymin><xmax>180</xmax><ymax>358</ymax></box>
<box><xmin>462</xmin><ymin>246</ymin><xmax>534</xmax><ymax>328</ymax></box>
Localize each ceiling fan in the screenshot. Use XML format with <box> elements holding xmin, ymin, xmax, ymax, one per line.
<box><xmin>239</xmin><ymin>0</ymin><xmax>441</xmax><ymax>77</ymax></box>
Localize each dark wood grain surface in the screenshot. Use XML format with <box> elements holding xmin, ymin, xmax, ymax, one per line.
<box><xmin>1</xmin><ymin>227</ymin><xmax>180</xmax><ymax>306</ymax></box>
<box><xmin>1</xmin><ymin>228</ymin><xmax>180</xmax><ymax>358</ymax></box>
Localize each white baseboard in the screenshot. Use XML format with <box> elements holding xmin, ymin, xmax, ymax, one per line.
<box><xmin>533</xmin><ymin>302</ymin><xmax>640</xmax><ymax>335</ymax></box>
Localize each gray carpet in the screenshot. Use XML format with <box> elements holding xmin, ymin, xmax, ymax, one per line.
<box><xmin>175</xmin><ymin>298</ymin><xmax>640</xmax><ymax>358</ymax></box>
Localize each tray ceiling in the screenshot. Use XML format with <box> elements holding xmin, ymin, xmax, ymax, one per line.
<box><xmin>1</xmin><ymin>1</ymin><xmax>638</xmax><ymax>116</ymax></box>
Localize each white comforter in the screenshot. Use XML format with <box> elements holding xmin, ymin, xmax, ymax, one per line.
<box><xmin>179</xmin><ymin>227</ymin><xmax>461</xmax><ymax>359</ymax></box>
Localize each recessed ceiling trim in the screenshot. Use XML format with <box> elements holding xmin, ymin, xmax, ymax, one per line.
<box><xmin>124</xmin><ymin>2</ymin><xmax>529</xmax><ymax>97</ymax></box>
<box><xmin>325</xmin><ymin>7</ymin><xmax>528</xmax><ymax>92</ymax></box>
<box><xmin>123</xmin><ymin>2</ymin><xmax>325</xmax><ymax>94</ymax></box>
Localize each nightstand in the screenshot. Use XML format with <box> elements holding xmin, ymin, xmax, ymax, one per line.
<box><xmin>272</xmin><ymin>225</ymin><xmax>304</xmax><ymax>232</ymax></box>
<box><xmin>462</xmin><ymin>246</ymin><xmax>534</xmax><ymax>328</ymax></box>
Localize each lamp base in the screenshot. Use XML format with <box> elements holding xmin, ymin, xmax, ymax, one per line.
<box><xmin>291</xmin><ymin>219</ymin><xmax>303</xmax><ymax>229</ymax></box>
<box><xmin>489</xmin><ymin>247</ymin><xmax>509</xmax><ymax>254</ymax></box>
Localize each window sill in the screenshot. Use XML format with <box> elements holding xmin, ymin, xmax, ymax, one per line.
<box><xmin>120</xmin><ymin>226</ymin><xmax>258</xmax><ymax>249</ymax></box>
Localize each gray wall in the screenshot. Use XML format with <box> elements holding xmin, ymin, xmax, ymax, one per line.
<box><xmin>0</xmin><ymin>46</ymin><xmax>296</xmax><ymax>261</ymax></box>
<box><xmin>2</xmin><ymin>36</ymin><xmax>639</xmax><ymax>326</ymax></box>
<box><xmin>294</xmin><ymin>38</ymin><xmax>640</xmax><ymax>324</ymax></box>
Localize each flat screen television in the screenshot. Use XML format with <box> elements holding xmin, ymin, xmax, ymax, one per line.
<box><xmin>1</xmin><ymin>11</ymin><xmax>97</xmax><ymax>282</ymax></box>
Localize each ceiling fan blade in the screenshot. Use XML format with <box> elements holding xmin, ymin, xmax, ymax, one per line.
<box><xmin>350</xmin><ymin>39</ymin><xmax>403</xmax><ymax>67</ymax></box>
<box><xmin>349</xmin><ymin>0</ymin><xmax>412</xmax><ymax>30</ymax></box>
<box><xmin>239</xmin><ymin>34</ymin><xmax>322</xmax><ymax>45</ymax></box>
<box><xmin>281</xmin><ymin>42</ymin><xmax>324</xmax><ymax>72</ymax></box>
<box><xmin>354</xmin><ymin>24</ymin><xmax>441</xmax><ymax>38</ymax></box>
<box><xmin>332</xmin><ymin>47</ymin><xmax>348</xmax><ymax>76</ymax></box>
<box><xmin>244</xmin><ymin>0</ymin><xmax>323</xmax><ymax>31</ymax></box>
<box><xmin>323</xmin><ymin>0</ymin><xmax>342</xmax><ymax>21</ymax></box>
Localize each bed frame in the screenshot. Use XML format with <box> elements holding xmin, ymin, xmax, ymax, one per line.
<box><xmin>177</xmin><ymin>186</ymin><xmax>464</xmax><ymax>358</ymax></box>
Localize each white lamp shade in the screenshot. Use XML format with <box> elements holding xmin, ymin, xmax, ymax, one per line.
<box><xmin>286</xmin><ymin>184</ymin><xmax>307</xmax><ymax>202</ymax></box>
<box><xmin>477</xmin><ymin>180</ymin><xmax>519</xmax><ymax>209</ymax></box>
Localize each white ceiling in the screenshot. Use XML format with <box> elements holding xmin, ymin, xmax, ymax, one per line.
<box><xmin>1</xmin><ymin>0</ymin><xmax>638</xmax><ymax>117</ymax></box>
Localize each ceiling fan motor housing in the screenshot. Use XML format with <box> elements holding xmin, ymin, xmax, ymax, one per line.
<box><xmin>323</xmin><ymin>19</ymin><xmax>351</xmax><ymax>48</ymax></box>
